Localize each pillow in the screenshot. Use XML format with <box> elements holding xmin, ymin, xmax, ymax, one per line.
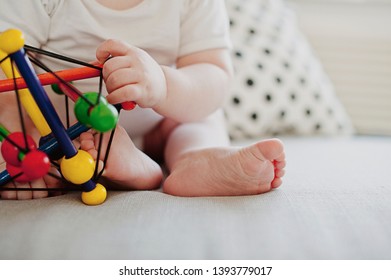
<box><xmin>224</xmin><ymin>0</ymin><xmax>355</xmax><ymax>140</ymax></box>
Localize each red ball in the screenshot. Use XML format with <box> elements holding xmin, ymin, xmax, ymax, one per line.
<box><xmin>1</xmin><ymin>132</ymin><xmax>36</xmax><ymax>166</ymax></box>
<box><xmin>21</xmin><ymin>150</ymin><xmax>51</xmax><ymax>181</ymax></box>
<box><xmin>6</xmin><ymin>163</ymin><xmax>30</xmax><ymax>182</ymax></box>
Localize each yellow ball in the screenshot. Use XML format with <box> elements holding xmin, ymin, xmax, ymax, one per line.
<box><xmin>81</xmin><ymin>183</ymin><xmax>107</xmax><ymax>206</ymax></box>
<box><xmin>60</xmin><ymin>150</ymin><xmax>95</xmax><ymax>185</ymax></box>
<box><xmin>0</xmin><ymin>29</ymin><xmax>25</xmax><ymax>54</ymax></box>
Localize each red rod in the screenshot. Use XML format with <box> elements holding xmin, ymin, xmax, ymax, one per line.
<box><xmin>0</xmin><ymin>64</ymin><xmax>137</xmax><ymax>110</ymax></box>
<box><xmin>0</xmin><ymin>66</ymin><xmax>101</xmax><ymax>93</ymax></box>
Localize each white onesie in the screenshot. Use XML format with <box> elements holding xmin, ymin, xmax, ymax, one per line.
<box><xmin>0</xmin><ymin>0</ymin><xmax>231</xmax><ymax>141</ymax></box>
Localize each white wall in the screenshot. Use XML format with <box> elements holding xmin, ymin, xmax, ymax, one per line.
<box><xmin>287</xmin><ymin>0</ymin><xmax>391</xmax><ymax>135</ymax></box>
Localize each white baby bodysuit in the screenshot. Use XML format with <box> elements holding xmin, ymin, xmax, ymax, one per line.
<box><xmin>0</xmin><ymin>0</ymin><xmax>231</xmax><ymax>139</ymax></box>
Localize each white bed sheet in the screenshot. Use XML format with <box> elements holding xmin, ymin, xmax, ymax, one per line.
<box><xmin>0</xmin><ymin>136</ymin><xmax>390</xmax><ymax>259</ymax></box>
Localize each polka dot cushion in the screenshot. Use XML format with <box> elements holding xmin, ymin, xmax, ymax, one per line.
<box><xmin>224</xmin><ymin>0</ymin><xmax>354</xmax><ymax>140</ymax></box>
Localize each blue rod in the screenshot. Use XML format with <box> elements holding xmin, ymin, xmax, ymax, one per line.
<box><xmin>0</xmin><ymin>122</ymin><xmax>95</xmax><ymax>190</ymax></box>
<box><xmin>10</xmin><ymin>49</ymin><xmax>77</xmax><ymax>157</ymax></box>
<box><xmin>4</xmin><ymin>50</ymin><xmax>96</xmax><ymax>192</ymax></box>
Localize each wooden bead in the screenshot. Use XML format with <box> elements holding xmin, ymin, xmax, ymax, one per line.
<box><xmin>60</xmin><ymin>150</ymin><xmax>95</xmax><ymax>184</ymax></box>
<box><xmin>81</xmin><ymin>183</ymin><xmax>107</xmax><ymax>206</ymax></box>
<box><xmin>1</xmin><ymin>132</ymin><xmax>36</xmax><ymax>166</ymax></box>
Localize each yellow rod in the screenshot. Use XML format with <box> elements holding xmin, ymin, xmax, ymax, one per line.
<box><xmin>0</xmin><ymin>30</ymin><xmax>51</xmax><ymax>136</ymax></box>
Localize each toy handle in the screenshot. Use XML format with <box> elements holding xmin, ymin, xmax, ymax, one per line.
<box><xmin>121</xmin><ymin>101</ymin><xmax>137</xmax><ymax>111</ymax></box>
<box><xmin>54</xmin><ymin>74</ymin><xmax>137</xmax><ymax>111</ymax></box>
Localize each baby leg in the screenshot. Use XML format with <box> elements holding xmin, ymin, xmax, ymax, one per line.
<box><xmin>79</xmin><ymin>125</ymin><xmax>163</xmax><ymax>190</ymax></box>
<box><xmin>162</xmin><ymin>110</ymin><xmax>286</xmax><ymax>196</ymax></box>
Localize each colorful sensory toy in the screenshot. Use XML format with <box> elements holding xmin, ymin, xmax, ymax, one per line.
<box><xmin>0</xmin><ymin>29</ymin><xmax>134</xmax><ymax>205</ymax></box>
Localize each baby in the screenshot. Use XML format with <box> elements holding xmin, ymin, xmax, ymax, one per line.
<box><xmin>0</xmin><ymin>0</ymin><xmax>285</xmax><ymax>199</ymax></box>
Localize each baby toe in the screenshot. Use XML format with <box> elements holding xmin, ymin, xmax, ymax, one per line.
<box><xmin>271</xmin><ymin>177</ymin><xmax>283</xmax><ymax>189</ymax></box>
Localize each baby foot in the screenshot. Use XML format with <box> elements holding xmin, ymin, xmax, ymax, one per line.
<box><xmin>0</xmin><ymin>166</ymin><xmax>63</xmax><ymax>200</ymax></box>
<box><xmin>79</xmin><ymin>125</ymin><xmax>163</xmax><ymax>190</ymax></box>
<box><xmin>163</xmin><ymin>139</ymin><xmax>285</xmax><ymax>196</ymax></box>
<box><xmin>0</xmin><ymin>180</ymin><xmax>47</xmax><ymax>200</ymax></box>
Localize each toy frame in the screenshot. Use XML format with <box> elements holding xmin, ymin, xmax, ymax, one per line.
<box><xmin>0</xmin><ymin>29</ymin><xmax>129</xmax><ymax>205</ymax></box>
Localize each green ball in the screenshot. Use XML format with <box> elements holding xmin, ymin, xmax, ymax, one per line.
<box><xmin>74</xmin><ymin>92</ymin><xmax>107</xmax><ymax>126</ymax></box>
<box><xmin>89</xmin><ymin>103</ymin><xmax>119</xmax><ymax>132</ymax></box>
<box><xmin>51</xmin><ymin>84</ymin><xmax>64</xmax><ymax>95</ymax></box>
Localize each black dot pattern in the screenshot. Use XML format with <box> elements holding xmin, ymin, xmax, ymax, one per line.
<box><xmin>224</xmin><ymin>0</ymin><xmax>354</xmax><ymax>140</ymax></box>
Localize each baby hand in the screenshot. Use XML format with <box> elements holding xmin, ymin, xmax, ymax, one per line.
<box><xmin>96</xmin><ymin>39</ymin><xmax>167</xmax><ymax>109</ymax></box>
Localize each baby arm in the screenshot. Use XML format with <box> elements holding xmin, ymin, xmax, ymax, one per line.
<box><xmin>96</xmin><ymin>39</ymin><xmax>233</xmax><ymax>122</ymax></box>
